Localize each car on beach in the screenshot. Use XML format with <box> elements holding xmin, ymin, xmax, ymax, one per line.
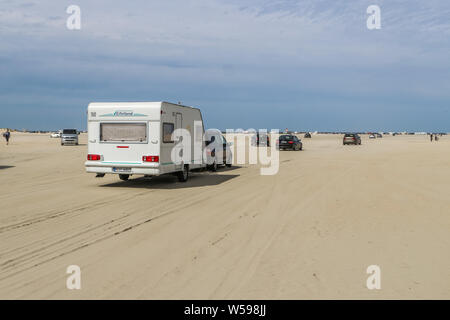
<box><xmin>369</xmin><ymin>134</ymin><xmax>376</xmax><ymax>139</ymax></box>
<box><xmin>276</xmin><ymin>134</ymin><xmax>303</xmax><ymax>151</ymax></box>
<box><xmin>343</xmin><ymin>133</ymin><xmax>361</xmax><ymax>145</ymax></box>
<box><xmin>304</xmin><ymin>132</ymin><xmax>312</xmax><ymax>138</ymax></box>
<box><xmin>205</xmin><ymin>131</ymin><xmax>233</xmax><ymax>171</ymax></box>
<box><xmin>61</xmin><ymin>129</ymin><xmax>79</xmax><ymax>145</ymax></box>
<box><xmin>251</xmin><ymin>132</ymin><xmax>270</xmax><ymax>147</ymax></box>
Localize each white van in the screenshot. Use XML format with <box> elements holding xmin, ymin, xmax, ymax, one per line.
<box><xmin>85</xmin><ymin>102</ymin><xmax>206</xmax><ymax>182</ymax></box>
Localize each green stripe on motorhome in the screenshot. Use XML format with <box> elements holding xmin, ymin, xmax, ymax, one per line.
<box><xmin>99</xmin><ymin>111</ymin><xmax>148</xmax><ymax>117</ymax></box>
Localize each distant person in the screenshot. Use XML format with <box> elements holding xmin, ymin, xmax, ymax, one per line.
<box><xmin>2</xmin><ymin>129</ymin><xmax>10</xmax><ymax>145</ymax></box>
<box><xmin>430</xmin><ymin>134</ymin><xmax>433</xmax><ymax>142</ymax></box>
<box><xmin>435</xmin><ymin>135</ymin><xmax>439</xmax><ymax>141</ymax></box>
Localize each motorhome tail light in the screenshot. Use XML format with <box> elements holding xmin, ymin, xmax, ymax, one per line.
<box><xmin>143</xmin><ymin>156</ymin><xmax>159</xmax><ymax>163</ymax></box>
<box><xmin>87</xmin><ymin>154</ymin><xmax>101</xmax><ymax>161</ymax></box>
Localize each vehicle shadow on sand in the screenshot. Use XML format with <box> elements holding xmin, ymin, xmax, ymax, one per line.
<box><xmin>100</xmin><ymin>166</ymin><xmax>242</xmax><ymax>189</ymax></box>
<box><xmin>0</xmin><ymin>165</ymin><xmax>15</xmax><ymax>170</ymax></box>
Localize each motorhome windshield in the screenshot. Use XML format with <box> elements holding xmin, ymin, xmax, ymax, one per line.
<box><xmin>100</xmin><ymin>123</ymin><xmax>147</xmax><ymax>142</ymax></box>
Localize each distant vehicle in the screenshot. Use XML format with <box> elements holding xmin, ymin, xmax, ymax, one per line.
<box><xmin>276</xmin><ymin>134</ymin><xmax>303</xmax><ymax>151</ymax></box>
<box><xmin>50</xmin><ymin>132</ymin><xmax>61</xmax><ymax>138</ymax></box>
<box><xmin>251</xmin><ymin>132</ymin><xmax>270</xmax><ymax>147</ymax></box>
<box><xmin>369</xmin><ymin>134</ymin><xmax>376</xmax><ymax>139</ymax></box>
<box><xmin>304</xmin><ymin>132</ymin><xmax>312</xmax><ymax>138</ymax></box>
<box><xmin>376</xmin><ymin>133</ymin><xmax>383</xmax><ymax>138</ymax></box>
<box><xmin>61</xmin><ymin>129</ymin><xmax>79</xmax><ymax>145</ymax></box>
<box><xmin>85</xmin><ymin>102</ymin><xmax>206</xmax><ymax>182</ymax></box>
<box><xmin>205</xmin><ymin>129</ymin><xmax>233</xmax><ymax>171</ymax></box>
<box><xmin>343</xmin><ymin>133</ymin><xmax>361</xmax><ymax>145</ymax></box>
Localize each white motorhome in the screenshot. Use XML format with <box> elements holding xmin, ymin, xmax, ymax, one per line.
<box><xmin>85</xmin><ymin>102</ymin><xmax>206</xmax><ymax>182</ymax></box>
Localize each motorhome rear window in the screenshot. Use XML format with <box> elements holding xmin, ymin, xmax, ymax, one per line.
<box><xmin>163</xmin><ymin>123</ymin><xmax>174</xmax><ymax>143</ymax></box>
<box><xmin>100</xmin><ymin>123</ymin><xmax>147</xmax><ymax>142</ymax></box>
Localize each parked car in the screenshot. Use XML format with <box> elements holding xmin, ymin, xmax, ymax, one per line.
<box><xmin>304</xmin><ymin>132</ymin><xmax>312</xmax><ymax>138</ymax></box>
<box><xmin>343</xmin><ymin>133</ymin><xmax>361</xmax><ymax>145</ymax></box>
<box><xmin>276</xmin><ymin>135</ymin><xmax>303</xmax><ymax>151</ymax></box>
<box><xmin>205</xmin><ymin>130</ymin><xmax>233</xmax><ymax>171</ymax></box>
<box><xmin>376</xmin><ymin>133</ymin><xmax>383</xmax><ymax>138</ymax></box>
<box><xmin>61</xmin><ymin>129</ymin><xmax>79</xmax><ymax>145</ymax></box>
<box><xmin>50</xmin><ymin>132</ymin><xmax>61</xmax><ymax>138</ymax></box>
<box><xmin>369</xmin><ymin>134</ymin><xmax>376</xmax><ymax>139</ymax></box>
<box><xmin>251</xmin><ymin>132</ymin><xmax>270</xmax><ymax>146</ymax></box>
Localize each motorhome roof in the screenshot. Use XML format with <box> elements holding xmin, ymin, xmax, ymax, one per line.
<box><xmin>88</xmin><ymin>101</ymin><xmax>198</xmax><ymax>110</ymax></box>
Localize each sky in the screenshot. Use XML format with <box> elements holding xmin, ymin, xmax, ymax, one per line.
<box><xmin>0</xmin><ymin>0</ymin><xmax>449</xmax><ymax>132</ymax></box>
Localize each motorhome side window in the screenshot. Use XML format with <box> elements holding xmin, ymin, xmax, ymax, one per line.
<box><xmin>163</xmin><ymin>123</ymin><xmax>174</xmax><ymax>143</ymax></box>
<box><xmin>100</xmin><ymin>123</ymin><xmax>147</xmax><ymax>142</ymax></box>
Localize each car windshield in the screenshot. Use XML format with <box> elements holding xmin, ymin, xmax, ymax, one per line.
<box><xmin>344</xmin><ymin>134</ymin><xmax>355</xmax><ymax>137</ymax></box>
<box><xmin>63</xmin><ymin>129</ymin><xmax>77</xmax><ymax>134</ymax></box>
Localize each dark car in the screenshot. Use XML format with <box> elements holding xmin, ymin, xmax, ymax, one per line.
<box><xmin>276</xmin><ymin>135</ymin><xmax>303</xmax><ymax>151</ymax></box>
<box><xmin>205</xmin><ymin>130</ymin><xmax>233</xmax><ymax>171</ymax></box>
<box><xmin>251</xmin><ymin>132</ymin><xmax>270</xmax><ymax>147</ymax></box>
<box><xmin>343</xmin><ymin>133</ymin><xmax>361</xmax><ymax>145</ymax></box>
<box><xmin>304</xmin><ymin>132</ymin><xmax>312</xmax><ymax>138</ymax></box>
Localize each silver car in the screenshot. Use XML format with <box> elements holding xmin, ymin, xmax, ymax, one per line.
<box><xmin>343</xmin><ymin>133</ymin><xmax>361</xmax><ymax>145</ymax></box>
<box><xmin>61</xmin><ymin>129</ymin><xmax>79</xmax><ymax>145</ymax></box>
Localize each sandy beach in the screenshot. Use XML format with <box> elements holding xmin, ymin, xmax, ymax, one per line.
<box><xmin>0</xmin><ymin>132</ymin><xmax>449</xmax><ymax>299</ymax></box>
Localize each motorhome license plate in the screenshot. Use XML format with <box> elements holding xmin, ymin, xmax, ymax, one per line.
<box><xmin>113</xmin><ymin>167</ymin><xmax>131</xmax><ymax>173</ymax></box>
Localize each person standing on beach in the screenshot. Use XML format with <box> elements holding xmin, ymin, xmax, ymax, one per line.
<box><xmin>430</xmin><ymin>133</ymin><xmax>433</xmax><ymax>142</ymax></box>
<box><xmin>2</xmin><ymin>129</ymin><xmax>11</xmax><ymax>145</ymax></box>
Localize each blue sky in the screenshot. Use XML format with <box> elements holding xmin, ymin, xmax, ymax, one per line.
<box><xmin>1</xmin><ymin>0</ymin><xmax>449</xmax><ymax>131</ymax></box>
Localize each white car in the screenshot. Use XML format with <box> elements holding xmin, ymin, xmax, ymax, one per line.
<box><xmin>50</xmin><ymin>132</ymin><xmax>61</xmax><ymax>138</ymax></box>
<box><xmin>204</xmin><ymin>129</ymin><xmax>233</xmax><ymax>171</ymax></box>
<box><xmin>369</xmin><ymin>134</ymin><xmax>376</xmax><ymax>139</ymax></box>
